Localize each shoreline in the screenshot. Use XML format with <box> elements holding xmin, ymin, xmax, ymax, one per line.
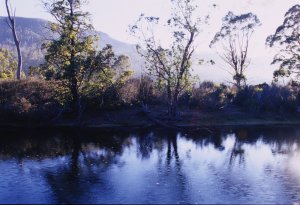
<box><xmin>1</xmin><ymin>106</ymin><xmax>300</xmax><ymax>132</ymax></box>
<box><xmin>1</xmin><ymin>116</ymin><xmax>300</xmax><ymax>131</ymax></box>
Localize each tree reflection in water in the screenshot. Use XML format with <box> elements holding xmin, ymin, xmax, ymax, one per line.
<box><xmin>167</xmin><ymin>133</ymin><xmax>179</xmax><ymax>165</ymax></box>
<box><xmin>0</xmin><ymin>126</ymin><xmax>300</xmax><ymax>203</ymax></box>
<box><xmin>229</xmin><ymin>129</ymin><xmax>247</xmax><ymax>166</ymax></box>
<box><xmin>43</xmin><ymin>132</ymin><xmax>130</xmax><ymax>204</ymax></box>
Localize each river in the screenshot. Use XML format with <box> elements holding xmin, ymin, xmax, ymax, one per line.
<box><xmin>0</xmin><ymin>126</ymin><xmax>300</xmax><ymax>204</ymax></box>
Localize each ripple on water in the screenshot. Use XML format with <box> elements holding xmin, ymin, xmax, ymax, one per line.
<box><xmin>0</xmin><ymin>127</ymin><xmax>300</xmax><ymax>203</ymax></box>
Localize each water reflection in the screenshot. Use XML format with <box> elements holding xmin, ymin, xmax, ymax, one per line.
<box><xmin>0</xmin><ymin>127</ymin><xmax>300</xmax><ymax>203</ymax></box>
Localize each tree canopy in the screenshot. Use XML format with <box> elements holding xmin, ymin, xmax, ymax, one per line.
<box><xmin>41</xmin><ymin>0</ymin><xmax>98</xmax><ymax>111</ymax></box>
<box><xmin>39</xmin><ymin>0</ymin><xmax>135</xmax><ymax>115</ymax></box>
<box><xmin>266</xmin><ymin>4</ymin><xmax>300</xmax><ymax>82</ymax></box>
<box><xmin>210</xmin><ymin>12</ymin><xmax>261</xmax><ymax>89</ymax></box>
<box><xmin>130</xmin><ymin>0</ymin><xmax>207</xmax><ymax>117</ymax></box>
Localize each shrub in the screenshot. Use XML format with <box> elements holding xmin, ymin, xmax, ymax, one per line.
<box><xmin>119</xmin><ymin>78</ymin><xmax>139</xmax><ymax>105</ymax></box>
<box><xmin>83</xmin><ymin>80</ymin><xmax>136</xmax><ymax>111</ymax></box>
<box><xmin>137</xmin><ymin>76</ymin><xmax>157</xmax><ymax>105</ymax></box>
<box><xmin>0</xmin><ymin>79</ymin><xmax>68</xmax><ymax>121</ymax></box>
<box><xmin>83</xmin><ymin>76</ymin><xmax>158</xmax><ymax>111</ymax></box>
<box><xmin>187</xmin><ymin>81</ymin><xmax>234</xmax><ymax>110</ymax></box>
<box><xmin>234</xmin><ymin>83</ymin><xmax>299</xmax><ymax>113</ymax></box>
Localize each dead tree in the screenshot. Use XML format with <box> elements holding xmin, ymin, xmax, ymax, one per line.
<box><xmin>5</xmin><ymin>0</ymin><xmax>23</xmax><ymax>80</ymax></box>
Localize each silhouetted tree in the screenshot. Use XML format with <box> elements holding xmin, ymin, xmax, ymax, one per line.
<box><xmin>210</xmin><ymin>12</ymin><xmax>261</xmax><ymax>89</ymax></box>
<box><xmin>266</xmin><ymin>5</ymin><xmax>300</xmax><ymax>82</ymax></box>
<box><xmin>130</xmin><ymin>0</ymin><xmax>207</xmax><ymax>117</ymax></box>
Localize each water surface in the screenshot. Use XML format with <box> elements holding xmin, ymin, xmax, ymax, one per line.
<box><xmin>0</xmin><ymin>126</ymin><xmax>300</xmax><ymax>204</ymax></box>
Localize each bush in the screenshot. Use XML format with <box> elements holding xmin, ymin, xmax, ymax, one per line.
<box><xmin>187</xmin><ymin>81</ymin><xmax>234</xmax><ymax>110</ymax></box>
<box><xmin>83</xmin><ymin>76</ymin><xmax>158</xmax><ymax>111</ymax></box>
<box><xmin>234</xmin><ymin>83</ymin><xmax>299</xmax><ymax>113</ymax></box>
<box><xmin>119</xmin><ymin>78</ymin><xmax>140</xmax><ymax>105</ymax></box>
<box><xmin>136</xmin><ymin>76</ymin><xmax>157</xmax><ymax>105</ymax></box>
<box><xmin>81</xmin><ymin>83</ymin><xmax>121</xmax><ymax>111</ymax></box>
<box><xmin>83</xmin><ymin>80</ymin><xmax>137</xmax><ymax>111</ymax></box>
<box><xmin>0</xmin><ymin>79</ymin><xmax>68</xmax><ymax>121</ymax></box>
<box><xmin>0</xmin><ymin>70</ymin><xmax>14</xmax><ymax>79</ymax></box>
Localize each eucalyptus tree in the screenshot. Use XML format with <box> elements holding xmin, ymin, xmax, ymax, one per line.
<box><xmin>266</xmin><ymin>5</ymin><xmax>300</xmax><ymax>82</ymax></box>
<box><xmin>42</xmin><ymin>0</ymin><xmax>98</xmax><ymax>110</ymax></box>
<box><xmin>5</xmin><ymin>0</ymin><xmax>23</xmax><ymax>80</ymax></box>
<box><xmin>130</xmin><ymin>0</ymin><xmax>207</xmax><ymax>117</ymax></box>
<box><xmin>210</xmin><ymin>12</ymin><xmax>261</xmax><ymax>89</ymax></box>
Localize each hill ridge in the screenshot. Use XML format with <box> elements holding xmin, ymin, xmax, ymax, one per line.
<box><xmin>0</xmin><ymin>16</ymin><xmax>142</xmax><ymax>74</ymax></box>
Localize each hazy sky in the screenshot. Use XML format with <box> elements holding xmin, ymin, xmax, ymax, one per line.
<box><xmin>0</xmin><ymin>0</ymin><xmax>299</xmax><ymax>83</ymax></box>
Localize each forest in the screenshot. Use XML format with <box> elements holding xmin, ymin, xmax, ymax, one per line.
<box><xmin>1</xmin><ymin>0</ymin><xmax>300</xmax><ymax>128</ymax></box>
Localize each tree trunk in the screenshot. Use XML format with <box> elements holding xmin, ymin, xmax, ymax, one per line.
<box><xmin>167</xmin><ymin>81</ymin><xmax>178</xmax><ymax>118</ymax></box>
<box><xmin>168</xmin><ymin>93</ymin><xmax>179</xmax><ymax>118</ymax></box>
<box><xmin>236</xmin><ymin>78</ymin><xmax>241</xmax><ymax>90</ymax></box>
<box><xmin>69</xmin><ymin>49</ymin><xmax>80</xmax><ymax>115</ymax></box>
<box><xmin>71</xmin><ymin>138</ymin><xmax>80</xmax><ymax>176</ymax></box>
<box><xmin>70</xmin><ymin>77</ymin><xmax>79</xmax><ymax>111</ymax></box>
<box><xmin>5</xmin><ymin>0</ymin><xmax>22</xmax><ymax>80</ymax></box>
<box><xmin>69</xmin><ymin>1</ymin><xmax>80</xmax><ymax>115</ymax></box>
<box><xmin>15</xmin><ymin>40</ymin><xmax>22</xmax><ymax>80</ymax></box>
<box><xmin>169</xmin><ymin>104</ymin><xmax>177</xmax><ymax>118</ymax></box>
<box><xmin>170</xmin><ymin>83</ymin><xmax>181</xmax><ymax>118</ymax></box>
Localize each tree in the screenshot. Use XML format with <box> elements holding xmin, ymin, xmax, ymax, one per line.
<box><xmin>77</xmin><ymin>45</ymin><xmax>133</xmax><ymax>110</ymax></box>
<box><xmin>130</xmin><ymin>0</ymin><xmax>205</xmax><ymax>117</ymax></box>
<box><xmin>112</xmin><ymin>55</ymin><xmax>132</xmax><ymax>77</ymax></box>
<box><xmin>210</xmin><ymin>12</ymin><xmax>261</xmax><ymax>89</ymax></box>
<box><xmin>0</xmin><ymin>48</ymin><xmax>17</xmax><ymax>79</ymax></box>
<box><xmin>42</xmin><ymin>0</ymin><xmax>97</xmax><ymax>111</ymax></box>
<box><xmin>266</xmin><ymin>5</ymin><xmax>300</xmax><ymax>82</ymax></box>
<box><xmin>5</xmin><ymin>0</ymin><xmax>23</xmax><ymax>80</ymax></box>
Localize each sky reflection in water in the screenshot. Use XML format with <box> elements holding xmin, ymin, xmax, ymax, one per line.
<box><xmin>0</xmin><ymin>127</ymin><xmax>300</xmax><ymax>204</ymax></box>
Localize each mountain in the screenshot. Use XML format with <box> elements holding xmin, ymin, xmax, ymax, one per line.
<box><xmin>0</xmin><ymin>17</ymin><xmax>143</xmax><ymax>74</ymax></box>
<box><xmin>0</xmin><ymin>17</ymin><xmax>274</xmax><ymax>84</ymax></box>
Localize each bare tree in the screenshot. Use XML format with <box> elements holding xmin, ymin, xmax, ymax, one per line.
<box><xmin>210</xmin><ymin>12</ymin><xmax>260</xmax><ymax>89</ymax></box>
<box><xmin>5</xmin><ymin>0</ymin><xmax>23</xmax><ymax>80</ymax></box>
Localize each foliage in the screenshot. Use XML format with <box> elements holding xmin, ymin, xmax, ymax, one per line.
<box><xmin>186</xmin><ymin>81</ymin><xmax>234</xmax><ymax>110</ymax></box>
<box><xmin>0</xmin><ymin>79</ymin><xmax>68</xmax><ymax>121</ymax></box>
<box><xmin>130</xmin><ymin>0</ymin><xmax>206</xmax><ymax>117</ymax></box>
<box><xmin>32</xmin><ymin>42</ymin><xmax>134</xmax><ymax>111</ymax></box>
<box><xmin>266</xmin><ymin>5</ymin><xmax>300</xmax><ymax>82</ymax></box>
<box><xmin>42</xmin><ymin>0</ymin><xmax>97</xmax><ymax>109</ymax></box>
<box><xmin>210</xmin><ymin>12</ymin><xmax>261</xmax><ymax>88</ymax></box>
<box><xmin>79</xmin><ymin>51</ymin><xmax>134</xmax><ymax>110</ymax></box>
<box><xmin>234</xmin><ymin>83</ymin><xmax>299</xmax><ymax>113</ymax></box>
<box><xmin>41</xmin><ymin>0</ymin><xmax>135</xmax><ymax>114</ymax></box>
<box><xmin>136</xmin><ymin>76</ymin><xmax>155</xmax><ymax>104</ymax></box>
<box><xmin>2</xmin><ymin>1</ymin><xmax>300</xmax><ymax>122</ymax></box>
<box><xmin>0</xmin><ymin>48</ymin><xmax>17</xmax><ymax>79</ymax></box>
<box><xmin>82</xmin><ymin>67</ymin><xmax>134</xmax><ymax>110</ymax></box>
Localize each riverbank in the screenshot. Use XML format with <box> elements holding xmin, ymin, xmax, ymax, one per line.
<box><xmin>1</xmin><ymin>105</ymin><xmax>300</xmax><ymax>131</ymax></box>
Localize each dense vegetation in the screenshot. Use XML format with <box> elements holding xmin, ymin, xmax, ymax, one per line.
<box><xmin>0</xmin><ymin>78</ymin><xmax>299</xmax><ymax>122</ymax></box>
<box><xmin>0</xmin><ymin>0</ymin><xmax>300</xmax><ymax>124</ymax></box>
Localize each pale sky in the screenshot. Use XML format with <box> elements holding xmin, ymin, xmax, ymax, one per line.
<box><xmin>0</xmin><ymin>0</ymin><xmax>299</xmax><ymax>84</ymax></box>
